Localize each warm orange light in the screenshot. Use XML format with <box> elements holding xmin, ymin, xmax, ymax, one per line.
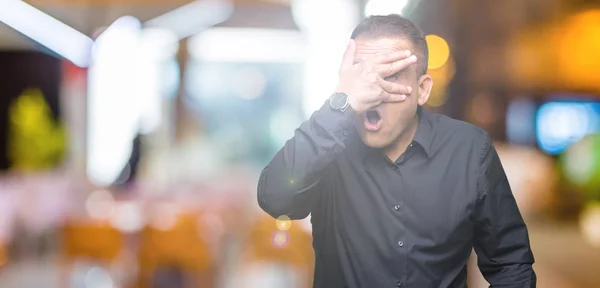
<box><xmin>426</xmin><ymin>57</ymin><xmax>455</xmax><ymax>107</ymax></box>
<box><xmin>426</xmin><ymin>35</ymin><xmax>450</xmax><ymax>70</ymax></box>
<box><xmin>276</xmin><ymin>215</ymin><xmax>292</xmax><ymax>231</ymax></box>
<box><xmin>507</xmin><ymin>9</ymin><xmax>600</xmax><ymax>92</ymax></box>
<box><xmin>557</xmin><ymin>10</ymin><xmax>600</xmax><ymax>90</ymax></box>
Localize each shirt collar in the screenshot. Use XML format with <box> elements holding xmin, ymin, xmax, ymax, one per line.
<box><xmin>412</xmin><ymin>106</ymin><xmax>434</xmax><ymax>157</ymax></box>
<box><xmin>358</xmin><ymin>106</ymin><xmax>434</xmax><ymax>162</ymax></box>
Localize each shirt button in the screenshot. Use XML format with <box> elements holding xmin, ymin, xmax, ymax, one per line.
<box><xmin>396</xmin><ymin>280</ymin><xmax>403</xmax><ymax>287</ymax></box>
<box><xmin>394</xmin><ymin>205</ymin><xmax>400</xmax><ymax>211</ymax></box>
<box><xmin>397</xmin><ymin>240</ymin><xmax>404</xmax><ymax>247</ymax></box>
<box><xmin>342</xmin><ymin>130</ymin><xmax>348</xmax><ymax>136</ymax></box>
<box><xmin>391</xmin><ymin>165</ymin><xmax>398</xmax><ymax>170</ymax></box>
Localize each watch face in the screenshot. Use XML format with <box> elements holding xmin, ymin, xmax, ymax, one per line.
<box><xmin>330</xmin><ymin>93</ymin><xmax>348</xmax><ymax>110</ymax></box>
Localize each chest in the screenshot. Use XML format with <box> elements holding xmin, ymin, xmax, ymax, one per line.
<box><xmin>329</xmin><ymin>148</ymin><xmax>479</xmax><ymax>240</ymax></box>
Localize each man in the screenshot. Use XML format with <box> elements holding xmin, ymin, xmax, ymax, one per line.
<box><xmin>257</xmin><ymin>14</ymin><xmax>535</xmax><ymax>288</ymax></box>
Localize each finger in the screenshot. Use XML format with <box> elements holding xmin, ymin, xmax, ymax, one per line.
<box><xmin>340</xmin><ymin>40</ymin><xmax>356</xmax><ymax>70</ymax></box>
<box><xmin>378</xmin><ymin>78</ymin><xmax>412</xmax><ymax>95</ymax></box>
<box><xmin>380</xmin><ymin>91</ymin><xmax>407</xmax><ymax>103</ymax></box>
<box><xmin>369</xmin><ymin>50</ymin><xmax>411</xmax><ymax>65</ymax></box>
<box><xmin>375</xmin><ymin>54</ymin><xmax>418</xmax><ymax>77</ymax></box>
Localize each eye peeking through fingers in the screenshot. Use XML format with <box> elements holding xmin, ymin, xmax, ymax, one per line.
<box><xmin>384</xmin><ymin>70</ymin><xmax>404</xmax><ymax>82</ymax></box>
<box><xmin>384</xmin><ymin>74</ymin><xmax>397</xmax><ymax>81</ymax></box>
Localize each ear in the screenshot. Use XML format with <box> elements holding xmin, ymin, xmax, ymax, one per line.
<box><xmin>416</xmin><ymin>74</ymin><xmax>433</xmax><ymax>106</ymax></box>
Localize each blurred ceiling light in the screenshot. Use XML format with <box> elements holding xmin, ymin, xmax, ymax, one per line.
<box><xmin>290</xmin><ymin>0</ymin><xmax>359</xmax><ymax>117</ymax></box>
<box><xmin>426</xmin><ymin>35</ymin><xmax>450</xmax><ymax>70</ymax></box>
<box><xmin>188</xmin><ymin>28</ymin><xmax>305</xmax><ymax>63</ymax></box>
<box><xmin>145</xmin><ymin>0</ymin><xmax>233</xmax><ymax>40</ymax></box>
<box><xmin>138</xmin><ymin>28</ymin><xmax>179</xmax><ymax>61</ymax></box>
<box><xmin>365</xmin><ymin>0</ymin><xmax>410</xmax><ymax>16</ymax></box>
<box><xmin>87</xmin><ymin>16</ymin><xmax>142</xmax><ymax>186</ymax></box>
<box><xmin>0</xmin><ymin>0</ymin><xmax>93</xmax><ymax>67</ymax></box>
<box><xmin>94</xmin><ymin>15</ymin><xmax>141</xmax><ymax>46</ymax></box>
<box><xmin>291</xmin><ymin>0</ymin><xmax>357</xmax><ymax>33</ymax></box>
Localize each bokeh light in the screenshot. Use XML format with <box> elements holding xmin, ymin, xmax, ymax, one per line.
<box><xmin>85</xmin><ymin>189</ymin><xmax>116</xmax><ymax>220</ymax></box>
<box><xmin>580</xmin><ymin>203</ymin><xmax>600</xmax><ymax>248</ymax></box>
<box><xmin>84</xmin><ymin>266</ymin><xmax>114</xmax><ymax>288</ymax></box>
<box><xmin>558</xmin><ymin>10</ymin><xmax>600</xmax><ymax>89</ymax></box>
<box><xmin>149</xmin><ymin>203</ymin><xmax>180</xmax><ymax>231</ymax></box>
<box><xmin>109</xmin><ymin>201</ymin><xmax>144</xmax><ymax>233</ymax></box>
<box><xmin>561</xmin><ymin>134</ymin><xmax>600</xmax><ymax>197</ymax></box>
<box><xmin>426</xmin><ymin>58</ymin><xmax>455</xmax><ymax>107</ymax></box>
<box><xmin>271</xmin><ymin>230</ymin><xmax>290</xmax><ymax>249</ymax></box>
<box><xmin>536</xmin><ymin>102</ymin><xmax>600</xmax><ymax>155</ymax></box>
<box><xmin>426</xmin><ymin>35</ymin><xmax>450</xmax><ymax>70</ymax></box>
<box><xmin>276</xmin><ymin>215</ymin><xmax>292</xmax><ymax>231</ymax></box>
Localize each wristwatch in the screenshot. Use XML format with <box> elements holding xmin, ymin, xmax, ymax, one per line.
<box><xmin>329</xmin><ymin>92</ymin><xmax>350</xmax><ymax>112</ymax></box>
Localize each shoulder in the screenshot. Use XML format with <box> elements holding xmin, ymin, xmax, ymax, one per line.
<box><xmin>427</xmin><ymin>111</ymin><xmax>491</xmax><ymax>153</ymax></box>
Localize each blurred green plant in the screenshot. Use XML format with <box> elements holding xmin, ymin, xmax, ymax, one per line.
<box><xmin>7</xmin><ymin>88</ymin><xmax>66</xmax><ymax>171</ymax></box>
<box><xmin>560</xmin><ymin>134</ymin><xmax>600</xmax><ymax>202</ymax></box>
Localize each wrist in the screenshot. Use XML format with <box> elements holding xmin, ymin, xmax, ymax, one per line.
<box><xmin>329</xmin><ymin>92</ymin><xmax>351</xmax><ymax>112</ymax></box>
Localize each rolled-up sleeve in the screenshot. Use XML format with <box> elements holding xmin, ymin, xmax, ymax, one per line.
<box><xmin>257</xmin><ymin>101</ymin><xmax>354</xmax><ymax>220</ymax></box>
<box><xmin>473</xmin><ymin>134</ymin><xmax>536</xmax><ymax>287</ymax></box>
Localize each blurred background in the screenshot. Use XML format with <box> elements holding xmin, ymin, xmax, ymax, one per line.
<box><xmin>0</xmin><ymin>0</ymin><xmax>600</xmax><ymax>287</ymax></box>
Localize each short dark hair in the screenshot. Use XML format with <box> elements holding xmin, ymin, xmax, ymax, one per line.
<box><xmin>351</xmin><ymin>14</ymin><xmax>428</xmax><ymax>76</ymax></box>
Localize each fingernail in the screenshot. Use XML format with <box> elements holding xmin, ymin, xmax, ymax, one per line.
<box><xmin>407</xmin><ymin>86</ymin><xmax>412</xmax><ymax>93</ymax></box>
<box><xmin>400</xmin><ymin>95</ymin><xmax>407</xmax><ymax>100</ymax></box>
<box><xmin>405</xmin><ymin>50</ymin><xmax>411</xmax><ymax>56</ymax></box>
<box><xmin>410</xmin><ymin>55</ymin><xmax>417</xmax><ymax>62</ymax></box>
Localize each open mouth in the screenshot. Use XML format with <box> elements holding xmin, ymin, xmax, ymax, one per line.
<box><xmin>363</xmin><ymin>109</ymin><xmax>383</xmax><ymax>132</ymax></box>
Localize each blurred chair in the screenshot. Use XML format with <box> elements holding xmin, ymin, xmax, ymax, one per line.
<box><xmin>137</xmin><ymin>211</ymin><xmax>215</xmax><ymax>288</ymax></box>
<box><xmin>59</xmin><ymin>220</ymin><xmax>124</xmax><ymax>287</ymax></box>
<box><xmin>0</xmin><ymin>242</ymin><xmax>6</xmax><ymax>268</ymax></box>
<box><xmin>234</xmin><ymin>212</ymin><xmax>314</xmax><ymax>288</ymax></box>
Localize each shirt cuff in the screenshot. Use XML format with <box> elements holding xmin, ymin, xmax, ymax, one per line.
<box><xmin>311</xmin><ymin>100</ymin><xmax>355</xmax><ymax>146</ymax></box>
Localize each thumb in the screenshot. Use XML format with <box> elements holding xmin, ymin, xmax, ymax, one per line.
<box><xmin>340</xmin><ymin>39</ymin><xmax>356</xmax><ymax>70</ymax></box>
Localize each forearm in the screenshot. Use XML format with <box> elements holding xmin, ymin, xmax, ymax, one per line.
<box><xmin>257</xmin><ymin>101</ymin><xmax>354</xmax><ymax>219</ymax></box>
<box><xmin>483</xmin><ymin>263</ymin><xmax>536</xmax><ymax>287</ymax></box>
<box><xmin>475</xmin><ymin>134</ymin><xmax>536</xmax><ymax>287</ymax></box>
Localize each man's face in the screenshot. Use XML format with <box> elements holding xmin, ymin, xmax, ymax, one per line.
<box><xmin>353</xmin><ymin>37</ymin><xmax>432</xmax><ymax>149</ymax></box>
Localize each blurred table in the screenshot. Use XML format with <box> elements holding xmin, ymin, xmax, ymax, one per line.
<box><xmin>528</xmin><ymin>220</ymin><xmax>600</xmax><ymax>288</ymax></box>
<box><xmin>468</xmin><ymin>219</ymin><xmax>600</xmax><ymax>288</ymax></box>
